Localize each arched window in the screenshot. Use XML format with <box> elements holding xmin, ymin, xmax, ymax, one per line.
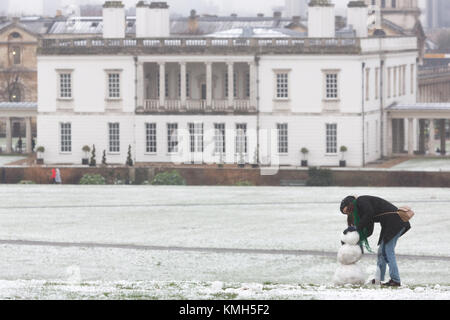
<box><xmin>8</xmin><ymin>32</ymin><xmax>22</xmax><ymax>42</ymax></box>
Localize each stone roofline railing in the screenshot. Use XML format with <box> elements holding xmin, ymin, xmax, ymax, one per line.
<box><xmin>37</xmin><ymin>36</ymin><xmax>418</xmax><ymax>55</ymax></box>
<box><xmin>418</xmin><ymin>65</ymin><xmax>450</xmax><ymax>79</ymax></box>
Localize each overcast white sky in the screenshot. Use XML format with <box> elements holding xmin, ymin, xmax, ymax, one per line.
<box><xmin>0</xmin><ymin>0</ymin><xmax>426</xmax><ymax>17</ymax></box>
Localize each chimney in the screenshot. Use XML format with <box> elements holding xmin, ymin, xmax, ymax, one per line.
<box><xmin>102</xmin><ymin>1</ymin><xmax>126</xmax><ymax>39</ymax></box>
<box><xmin>347</xmin><ymin>1</ymin><xmax>368</xmax><ymax>38</ymax></box>
<box><xmin>136</xmin><ymin>1</ymin><xmax>170</xmax><ymax>38</ymax></box>
<box><xmin>292</xmin><ymin>15</ymin><xmax>301</xmax><ymax>25</ymax></box>
<box><xmin>307</xmin><ymin>0</ymin><xmax>335</xmax><ymax>38</ymax></box>
<box><xmin>136</xmin><ymin>1</ymin><xmax>149</xmax><ymax>38</ymax></box>
<box><xmin>188</xmin><ymin>9</ymin><xmax>198</xmax><ymax>34</ymax></box>
<box><xmin>273</xmin><ymin>11</ymin><xmax>282</xmax><ymax>19</ymax></box>
<box><xmin>257</xmin><ymin>13</ymin><xmax>264</xmax><ymax>17</ymax></box>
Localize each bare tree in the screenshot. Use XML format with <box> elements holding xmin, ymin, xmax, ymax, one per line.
<box><xmin>0</xmin><ymin>67</ymin><xmax>23</xmax><ymax>102</ymax></box>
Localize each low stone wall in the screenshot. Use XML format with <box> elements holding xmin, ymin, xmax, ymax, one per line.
<box><xmin>1</xmin><ymin>166</ymin><xmax>450</xmax><ymax>187</ymax></box>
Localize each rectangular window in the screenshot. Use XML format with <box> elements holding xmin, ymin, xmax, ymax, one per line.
<box><xmin>245</xmin><ymin>72</ymin><xmax>250</xmax><ymax>98</ymax></box>
<box><xmin>11</xmin><ymin>46</ymin><xmax>21</xmax><ymax>65</ymax></box>
<box><xmin>326</xmin><ymin>123</ymin><xmax>337</xmax><ymax>154</ymax></box>
<box><xmin>60</xmin><ymin>122</ymin><xmax>71</xmax><ymax>153</ymax></box>
<box><xmin>402</xmin><ymin>65</ymin><xmax>406</xmax><ymax>95</ymax></box>
<box><xmin>214</xmin><ymin>123</ymin><xmax>226</xmax><ymax>154</ymax></box>
<box><xmin>167</xmin><ymin>123</ymin><xmax>178</xmax><ymax>153</ymax></box>
<box><xmin>277</xmin><ymin>123</ymin><xmax>288</xmax><ymax>154</ymax></box>
<box><xmin>387</xmin><ymin>67</ymin><xmax>392</xmax><ymax>98</ymax></box>
<box><xmin>325</xmin><ymin>73</ymin><xmax>338</xmax><ymax>99</ymax></box>
<box><xmin>410</xmin><ymin>64</ymin><xmax>415</xmax><ymax>94</ymax></box>
<box><xmin>393</xmin><ymin>66</ymin><xmax>397</xmax><ymax>97</ymax></box>
<box><xmin>145</xmin><ymin>123</ymin><xmax>157</xmax><ymax>153</ymax></box>
<box><xmin>108</xmin><ymin>123</ymin><xmax>120</xmax><ymax>153</ymax></box>
<box><xmin>189</xmin><ymin>123</ymin><xmax>204</xmax><ymax>153</ymax></box>
<box><xmin>375</xmin><ymin>68</ymin><xmax>379</xmax><ymax>100</ymax></box>
<box><xmin>178</xmin><ymin>72</ymin><xmax>190</xmax><ymax>97</ymax></box>
<box><xmin>108</xmin><ymin>73</ymin><xmax>121</xmax><ymax>99</ymax></box>
<box><xmin>235</xmin><ymin>123</ymin><xmax>247</xmax><ymax>154</ymax></box>
<box><xmin>276</xmin><ymin>73</ymin><xmax>289</xmax><ymax>99</ymax></box>
<box><xmin>59</xmin><ymin>73</ymin><xmax>72</xmax><ymax>99</ymax></box>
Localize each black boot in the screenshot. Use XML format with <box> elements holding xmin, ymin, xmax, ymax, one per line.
<box><xmin>382</xmin><ymin>279</ymin><xmax>401</xmax><ymax>287</ymax></box>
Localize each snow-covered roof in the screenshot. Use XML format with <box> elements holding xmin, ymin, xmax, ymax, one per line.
<box><xmin>0</xmin><ymin>102</ymin><xmax>37</xmax><ymax>110</ymax></box>
<box><xmin>388</xmin><ymin>103</ymin><xmax>450</xmax><ymax>111</ymax></box>
<box><xmin>206</xmin><ymin>27</ymin><xmax>304</xmax><ymax>38</ymax></box>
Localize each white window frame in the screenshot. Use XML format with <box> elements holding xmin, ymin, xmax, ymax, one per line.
<box><xmin>277</xmin><ymin>123</ymin><xmax>288</xmax><ymax>155</ymax></box>
<box><xmin>108</xmin><ymin>122</ymin><xmax>120</xmax><ymax>154</ymax></box>
<box><xmin>325</xmin><ymin>123</ymin><xmax>337</xmax><ymax>155</ymax></box>
<box><xmin>167</xmin><ymin>123</ymin><xmax>178</xmax><ymax>154</ymax></box>
<box><xmin>274</xmin><ymin>70</ymin><xmax>290</xmax><ymax>100</ymax></box>
<box><xmin>59</xmin><ymin>122</ymin><xmax>72</xmax><ymax>153</ymax></box>
<box><xmin>323</xmin><ymin>70</ymin><xmax>340</xmax><ymax>101</ymax></box>
<box><xmin>235</xmin><ymin>123</ymin><xmax>248</xmax><ymax>155</ymax></box>
<box><xmin>365</xmin><ymin>68</ymin><xmax>370</xmax><ymax>101</ymax></box>
<box><xmin>105</xmin><ymin>70</ymin><xmax>122</xmax><ymax>100</ymax></box>
<box><xmin>145</xmin><ymin>123</ymin><xmax>157</xmax><ymax>154</ymax></box>
<box><xmin>57</xmin><ymin>70</ymin><xmax>73</xmax><ymax>100</ymax></box>
<box><xmin>189</xmin><ymin>123</ymin><xmax>204</xmax><ymax>153</ymax></box>
<box><xmin>214</xmin><ymin>123</ymin><xmax>226</xmax><ymax>155</ymax></box>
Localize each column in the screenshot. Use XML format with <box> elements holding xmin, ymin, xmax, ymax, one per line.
<box><xmin>249</xmin><ymin>61</ymin><xmax>257</xmax><ymax>110</ymax></box>
<box><xmin>158</xmin><ymin>62</ymin><xmax>165</xmax><ymax>109</ymax></box>
<box><xmin>26</xmin><ymin>117</ymin><xmax>32</xmax><ymax>153</ymax></box>
<box><xmin>386</xmin><ymin>117</ymin><xmax>393</xmax><ymax>157</ymax></box>
<box><xmin>227</xmin><ymin>62</ymin><xmax>234</xmax><ymax>110</ymax></box>
<box><xmin>180</xmin><ymin>61</ymin><xmax>187</xmax><ymax>109</ymax></box>
<box><xmin>206</xmin><ymin>61</ymin><xmax>212</xmax><ymax>108</ymax></box>
<box><xmin>408</xmin><ymin>118</ymin><xmax>414</xmax><ymax>156</ymax></box>
<box><xmin>5</xmin><ymin>117</ymin><xmax>12</xmax><ymax>154</ymax></box>
<box><xmin>440</xmin><ymin>119</ymin><xmax>446</xmax><ymax>155</ymax></box>
<box><xmin>418</xmin><ymin>119</ymin><xmax>426</xmax><ymax>154</ymax></box>
<box><xmin>137</xmin><ymin>61</ymin><xmax>144</xmax><ymax>110</ymax></box>
<box><xmin>429</xmin><ymin>119</ymin><xmax>436</xmax><ymax>155</ymax></box>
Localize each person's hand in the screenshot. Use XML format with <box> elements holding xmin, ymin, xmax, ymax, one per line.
<box><xmin>343</xmin><ymin>226</ymin><xmax>357</xmax><ymax>235</ymax></box>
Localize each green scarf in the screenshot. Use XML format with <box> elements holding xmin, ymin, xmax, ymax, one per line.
<box><xmin>352</xmin><ymin>200</ymin><xmax>374</xmax><ymax>253</ymax></box>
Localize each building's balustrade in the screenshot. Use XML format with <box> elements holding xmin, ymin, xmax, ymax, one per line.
<box><xmin>40</xmin><ymin>36</ymin><xmax>418</xmax><ymax>54</ymax></box>
<box><xmin>419</xmin><ymin>66</ymin><xmax>450</xmax><ymax>79</ymax></box>
<box><xmin>142</xmin><ymin>99</ymin><xmax>253</xmax><ymax>113</ymax></box>
<box><xmin>212</xmin><ymin>100</ymin><xmax>228</xmax><ymax>111</ymax></box>
<box><xmin>186</xmin><ymin>100</ymin><xmax>206</xmax><ymax>111</ymax></box>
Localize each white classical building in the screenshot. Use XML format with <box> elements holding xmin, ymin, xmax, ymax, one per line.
<box><xmin>36</xmin><ymin>0</ymin><xmax>419</xmax><ymax>167</ymax></box>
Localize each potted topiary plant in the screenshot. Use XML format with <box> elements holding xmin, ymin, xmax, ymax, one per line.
<box><xmin>300</xmin><ymin>147</ymin><xmax>309</xmax><ymax>167</ymax></box>
<box><xmin>340</xmin><ymin>146</ymin><xmax>348</xmax><ymax>167</ymax></box>
<box><xmin>126</xmin><ymin>145</ymin><xmax>134</xmax><ymax>167</ymax></box>
<box><xmin>82</xmin><ymin>145</ymin><xmax>91</xmax><ymax>165</ymax></box>
<box><xmin>36</xmin><ymin>146</ymin><xmax>45</xmax><ymax>164</ymax></box>
<box><xmin>102</xmin><ymin>150</ymin><xmax>107</xmax><ymax>166</ymax></box>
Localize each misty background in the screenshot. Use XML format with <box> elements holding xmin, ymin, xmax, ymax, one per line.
<box><xmin>0</xmin><ymin>0</ymin><xmax>427</xmax><ymax>18</ymax></box>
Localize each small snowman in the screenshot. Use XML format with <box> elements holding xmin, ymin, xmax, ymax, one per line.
<box><xmin>333</xmin><ymin>229</ymin><xmax>367</xmax><ymax>286</ymax></box>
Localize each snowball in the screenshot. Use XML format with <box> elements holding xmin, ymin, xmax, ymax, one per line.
<box><xmin>333</xmin><ymin>264</ymin><xmax>367</xmax><ymax>286</ymax></box>
<box><xmin>340</xmin><ymin>231</ymin><xmax>360</xmax><ymax>246</ymax></box>
<box><xmin>337</xmin><ymin>244</ymin><xmax>363</xmax><ymax>265</ymax></box>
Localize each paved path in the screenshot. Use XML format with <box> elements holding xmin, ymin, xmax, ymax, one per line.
<box><xmin>1</xmin><ymin>239</ymin><xmax>449</xmax><ymax>262</ymax></box>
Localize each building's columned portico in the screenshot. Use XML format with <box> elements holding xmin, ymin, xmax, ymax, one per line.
<box><xmin>136</xmin><ymin>57</ymin><xmax>257</xmax><ymax>114</ymax></box>
<box><xmin>387</xmin><ymin>103</ymin><xmax>450</xmax><ymax>156</ymax></box>
<box><xmin>0</xmin><ymin>102</ymin><xmax>37</xmax><ymax>154</ymax></box>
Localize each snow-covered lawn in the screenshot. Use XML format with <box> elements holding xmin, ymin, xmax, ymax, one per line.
<box><xmin>0</xmin><ymin>185</ymin><xmax>449</xmax><ymax>300</ymax></box>
<box><xmin>391</xmin><ymin>158</ymin><xmax>450</xmax><ymax>171</ymax></box>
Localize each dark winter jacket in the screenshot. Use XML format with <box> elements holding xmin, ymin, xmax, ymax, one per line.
<box><xmin>354</xmin><ymin>195</ymin><xmax>411</xmax><ymax>246</ymax></box>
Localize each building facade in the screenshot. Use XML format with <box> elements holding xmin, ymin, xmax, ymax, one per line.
<box><xmin>36</xmin><ymin>1</ymin><xmax>418</xmax><ymax>167</ymax></box>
